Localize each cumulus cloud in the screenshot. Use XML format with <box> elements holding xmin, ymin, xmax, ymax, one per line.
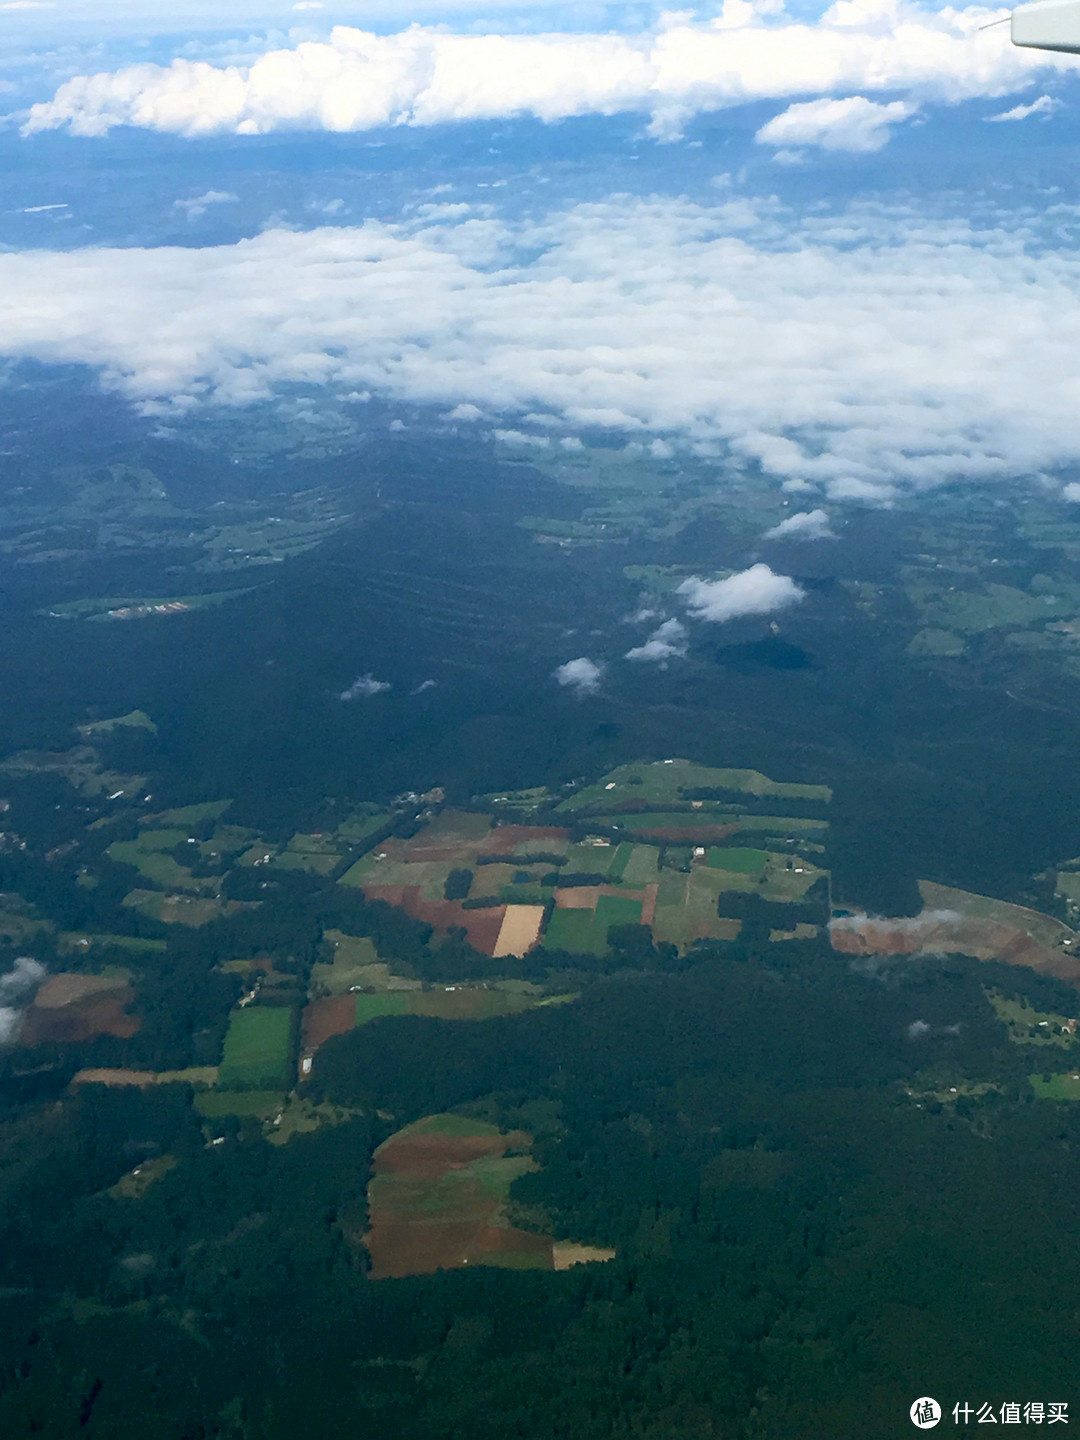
<box><xmin>678</xmin><ymin>564</ymin><xmax>805</xmax><ymax>623</ymax></box>
<box><xmin>763</xmin><ymin>508</ymin><xmax>835</xmax><ymax>540</ymax></box>
<box><xmin>9</xmin><ymin>194</ymin><xmax>1080</xmax><ymax>493</ymax></box>
<box><xmin>339</xmin><ymin>673</ymin><xmax>390</xmax><ymax>699</ymax></box>
<box><xmin>625</xmin><ymin>617</ymin><xmax>688</xmax><ymax>662</ymax></box>
<box><xmin>0</xmin><ymin>956</ymin><xmax>45</xmax><ymax>1046</ymax></box>
<box><xmin>1064</xmin><ymin>482</ymin><xmax>1080</xmax><ymax>501</ymax></box>
<box><xmin>554</xmin><ymin>656</ymin><xmax>603</xmax><ymax>695</ymax></box>
<box><xmin>21</xmin><ymin>7</ymin><xmax>1074</xmax><ymax>140</ymax></box>
<box><xmin>173</xmin><ymin>189</ymin><xmax>238</xmax><ymax>220</ymax></box>
<box><xmin>756</xmin><ymin>96</ymin><xmax>914</xmax><ymax>153</ymax></box>
<box><xmin>986</xmin><ymin>93</ymin><xmax>1059</xmax><ymax>121</ymax></box>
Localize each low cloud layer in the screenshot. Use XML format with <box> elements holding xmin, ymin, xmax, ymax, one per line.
<box><xmin>339</xmin><ymin>673</ymin><xmax>391</xmax><ymax>699</ymax></box>
<box><xmin>756</xmin><ymin>96</ymin><xmax>914</xmax><ymax>152</ymax></box>
<box><xmin>625</xmin><ymin>617</ymin><xmax>688</xmax><ymax>662</ymax></box>
<box><xmin>764</xmin><ymin>508</ymin><xmax>835</xmax><ymax>540</ymax></box>
<box><xmin>555</xmin><ymin>656</ymin><xmax>603</xmax><ymax>695</ymax></box>
<box><xmin>6</xmin><ymin>194</ymin><xmax>1080</xmax><ymax>493</ymax></box>
<box><xmin>679</xmin><ymin>564</ymin><xmax>805</xmax><ymax>622</ymax></box>
<box><xmin>22</xmin><ymin>5</ymin><xmax>1073</xmax><ymax>140</ymax></box>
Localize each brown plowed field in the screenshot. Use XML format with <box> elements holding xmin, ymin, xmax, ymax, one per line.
<box><xmin>366</xmin><ymin>1219</ymin><xmax>551</xmax><ymax>1279</ymax></box>
<box><xmin>641</xmin><ymin>882</ymin><xmax>659</xmax><ymax>927</ymax></box>
<box><xmin>554</xmin><ymin>884</ymin><xmax>648</xmax><ymax>911</ymax></box>
<box><xmin>481</xmin><ymin>826</ymin><xmax>570</xmax><ymax>854</ymax></box>
<box><xmin>302</xmin><ymin>994</ymin><xmax>357</xmax><ymax>1050</ymax></box>
<box><xmin>363</xmin><ymin>887</ymin><xmax>506</xmax><ymax>955</ymax></box>
<box><xmin>21</xmin><ymin>988</ymin><xmax>139</xmax><ymax>1045</ymax></box>
<box><xmin>366</xmin><ymin>1123</ymin><xmax>551</xmax><ymax>1279</ymax></box>
<box><xmin>831</xmin><ymin>915</ymin><xmax>1080</xmax><ymax>990</ymax></box>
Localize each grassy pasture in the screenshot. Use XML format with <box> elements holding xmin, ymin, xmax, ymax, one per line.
<box><xmin>217</xmin><ymin>1008</ymin><xmax>294</xmax><ymax>1090</ymax></box>
<box><xmin>558</xmin><ymin>759</ymin><xmax>830</xmax><ymax>814</ymax></box>
<box><xmin>196</xmin><ymin>1090</ymin><xmax>285</xmax><ymax>1118</ymax></box>
<box><xmin>543</xmin><ymin>907</ymin><xmax>607</xmax><ymax>955</ymax></box>
<box><xmin>1030</xmin><ymin>1072</ymin><xmax>1080</xmax><ymax>1100</ymax></box>
<box><xmin>355</xmin><ymin>993</ymin><xmax>410</xmax><ymax>1025</ymax></box>
<box><xmin>987</xmin><ymin>991</ymin><xmax>1078</xmax><ymax>1048</ymax></box>
<box><xmin>707</xmin><ymin>846</ymin><xmax>768</xmax><ymax>874</ymax></box>
<box><xmin>620</xmin><ymin>845</ymin><xmax>661</xmax><ymax>887</ymax></box>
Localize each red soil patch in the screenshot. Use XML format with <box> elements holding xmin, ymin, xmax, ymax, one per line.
<box><xmin>376</xmin><ymin>1130</ymin><xmax>520</xmax><ymax>1177</ymax></box>
<box><xmin>302</xmin><ymin>994</ymin><xmax>357</xmax><ymax>1051</ymax></box>
<box><xmin>366</xmin><ymin>1220</ymin><xmax>550</xmax><ymax>1280</ymax></box>
<box><xmin>481</xmin><ymin>826</ymin><xmax>570</xmax><ymax>855</ymax></box>
<box><xmin>554</xmin><ymin>884</ymin><xmax>647</xmax><ymax>910</ymax></box>
<box><xmin>20</xmin><ymin>988</ymin><xmax>139</xmax><ymax>1045</ymax></box>
<box><xmin>365</xmin><ymin>887</ymin><xmax>506</xmax><ymax>955</ymax></box>
<box><xmin>367</xmin><ymin>1126</ymin><xmax>548</xmax><ymax>1279</ymax></box>
<box><xmin>641</xmin><ymin>882</ymin><xmax>659</xmax><ymax>927</ymax></box>
<box><xmin>831</xmin><ymin>915</ymin><xmax>1080</xmax><ymax>990</ymax></box>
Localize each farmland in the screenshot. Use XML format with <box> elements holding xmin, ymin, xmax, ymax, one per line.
<box><xmin>217</xmin><ymin>1008</ymin><xmax>294</xmax><ymax>1090</ymax></box>
<box><xmin>365</xmin><ymin>1114</ymin><xmax>553</xmax><ymax>1279</ymax></box>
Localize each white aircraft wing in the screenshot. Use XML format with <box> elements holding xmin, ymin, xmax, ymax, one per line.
<box><xmin>1013</xmin><ymin>0</ymin><xmax>1080</xmax><ymax>53</ymax></box>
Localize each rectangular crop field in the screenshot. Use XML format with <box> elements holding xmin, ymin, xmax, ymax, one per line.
<box><xmin>217</xmin><ymin>1007</ymin><xmax>294</xmax><ymax>1089</ymax></box>
<box><xmin>356</xmin><ymin>992</ymin><xmax>410</xmax><ymax>1025</ymax></box>
<box><xmin>707</xmin><ymin>846</ymin><xmax>768</xmax><ymax>874</ymax></box>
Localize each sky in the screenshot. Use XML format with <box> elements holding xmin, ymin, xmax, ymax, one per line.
<box><xmin>4</xmin><ymin>0</ymin><xmax>1080</xmax><ymax>512</ymax></box>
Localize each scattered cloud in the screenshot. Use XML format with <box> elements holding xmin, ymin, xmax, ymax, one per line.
<box><xmin>756</xmin><ymin>96</ymin><xmax>915</xmax><ymax>153</ymax></box>
<box><xmin>763</xmin><ymin>508</ymin><xmax>835</xmax><ymax>541</ymax></box>
<box><xmin>339</xmin><ymin>673</ymin><xmax>391</xmax><ymax>699</ymax></box>
<box><xmin>8</xmin><ymin>195</ymin><xmax>1080</xmax><ymax>494</ymax></box>
<box><xmin>1064</xmin><ymin>482</ymin><xmax>1080</xmax><ymax>501</ymax></box>
<box><xmin>0</xmin><ymin>956</ymin><xmax>45</xmax><ymax>1046</ymax></box>
<box><xmin>173</xmin><ymin>190</ymin><xmax>238</xmax><ymax>220</ymax></box>
<box><xmin>21</xmin><ymin>7</ymin><xmax>1072</xmax><ymax>140</ymax></box>
<box><xmin>412</xmin><ymin>678</ymin><xmax>437</xmax><ymax>693</ymax></box>
<box><xmin>625</xmin><ymin>617</ymin><xmax>688</xmax><ymax>662</ymax></box>
<box><xmin>986</xmin><ymin>93</ymin><xmax>1059</xmax><ymax>121</ymax></box>
<box><xmin>19</xmin><ymin>202</ymin><xmax>67</xmax><ymax>213</ymax></box>
<box><xmin>554</xmin><ymin>656</ymin><xmax>603</xmax><ymax>695</ymax></box>
<box><xmin>678</xmin><ymin>564</ymin><xmax>805</xmax><ymax>623</ymax></box>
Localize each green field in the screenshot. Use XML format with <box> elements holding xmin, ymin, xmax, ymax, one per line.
<box><xmin>142</xmin><ymin>800</ymin><xmax>232</xmax><ymax>828</ymax></box>
<box><xmin>987</xmin><ymin>992</ymin><xmax>1078</xmax><ymax>1048</ymax></box>
<box><xmin>217</xmin><ymin>1008</ymin><xmax>294</xmax><ymax>1090</ymax></box>
<box><xmin>707</xmin><ymin>846</ymin><xmax>769</xmax><ymax>874</ymax></box>
<box><xmin>356</xmin><ymin>992</ymin><xmax>411</xmax><ymax>1024</ymax></box>
<box><xmin>1030</xmin><ymin>1072</ymin><xmax>1080</xmax><ymax>1100</ymax></box>
<box><xmin>195</xmin><ymin>1090</ymin><xmax>285</xmax><ymax>1118</ymax></box>
<box><xmin>557</xmin><ymin>759</ymin><xmax>831</xmax><ymax>813</ymax></box>
<box><xmin>543</xmin><ymin>907</ymin><xmax>608</xmax><ymax>955</ymax></box>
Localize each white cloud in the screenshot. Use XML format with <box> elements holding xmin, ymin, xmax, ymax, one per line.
<box><xmin>339</xmin><ymin>673</ymin><xmax>391</xmax><ymax>699</ymax></box>
<box><xmin>446</xmin><ymin>402</ymin><xmax>483</xmax><ymax>420</ymax></box>
<box><xmin>678</xmin><ymin>564</ymin><xmax>805</xmax><ymax>622</ymax></box>
<box><xmin>0</xmin><ymin>956</ymin><xmax>45</xmax><ymax>1046</ymax></box>
<box><xmin>625</xmin><ymin>617</ymin><xmax>688</xmax><ymax>662</ymax></box>
<box><xmin>8</xmin><ymin>195</ymin><xmax>1080</xmax><ymax>494</ymax></box>
<box><xmin>1063</xmin><ymin>482</ymin><xmax>1080</xmax><ymax>501</ymax></box>
<box><xmin>21</xmin><ymin>6</ymin><xmax>1074</xmax><ymax>140</ymax></box>
<box><xmin>173</xmin><ymin>189</ymin><xmax>238</xmax><ymax>220</ymax></box>
<box><xmin>756</xmin><ymin>96</ymin><xmax>914</xmax><ymax>152</ymax></box>
<box><xmin>986</xmin><ymin>93</ymin><xmax>1059</xmax><ymax>121</ymax></box>
<box><xmin>554</xmin><ymin>656</ymin><xmax>603</xmax><ymax>695</ymax></box>
<box><xmin>763</xmin><ymin>508</ymin><xmax>835</xmax><ymax>540</ymax></box>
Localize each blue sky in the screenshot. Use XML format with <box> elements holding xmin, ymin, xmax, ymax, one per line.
<box><xmin>4</xmin><ymin>0</ymin><xmax>1080</xmax><ymax>512</ymax></box>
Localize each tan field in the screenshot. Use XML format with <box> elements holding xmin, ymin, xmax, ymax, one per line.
<box><xmin>493</xmin><ymin>904</ymin><xmax>545</xmax><ymax>957</ymax></box>
<box><xmin>552</xmin><ymin>1242</ymin><xmax>616</xmax><ymax>1270</ymax></box>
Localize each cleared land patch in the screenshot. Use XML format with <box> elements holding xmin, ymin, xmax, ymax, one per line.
<box><xmin>366</xmin><ymin>1114</ymin><xmax>551</xmax><ymax>1279</ymax></box>
<box><xmin>493</xmin><ymin>904</ymin><xmax>545</xmax><ymax>957</ymax></box>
